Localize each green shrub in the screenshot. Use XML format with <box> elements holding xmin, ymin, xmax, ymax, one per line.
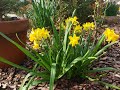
<box><xmin>56</xmin><ymin>0</ymin><xmax>95</xmax><ymax>23</ymax></box>
<box><xmin>105</xmin><ymin>2</ymin><xmax>119</xmax><ymax>16</ymax></box>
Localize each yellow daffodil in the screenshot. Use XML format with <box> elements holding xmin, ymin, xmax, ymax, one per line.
<box><xmin>29</xmin><ymin>27</ymin><xmax>50</xmax><ymax>49</ymax></box>
<box><xmin>40</xmin><ymin>28</ymin><xmax>50</xmax><ymax>39</ymax></box>
<box><xmin>33</xmin><ymin>40</ymin><xmax>40</xmax><ymax>50</ymax></box>
<box><xmin>61</xmin><ymin>22</ymin><xmax>66</xmax><ymax>30</ymax></box>
<box><xmin>35</xmin><ymin>28</ymin><xmax>43</xmax><ymax>40</ymax></box>
<box><xmin>29</xmin><ymin>28</ymin><xmax>50</xmax><ymax>42</ymax></box>
<box><xmin>29</xmin><ymin>29</ymin><xmax>36</xmax><ymax>42</ymax></box>
<box><xmin>65</xmin><ymin>16</ymin><xmax>79</xmax><ymax>25</ymax></box>
<box><xmin>69</xmin><ymin>34</ymin><xmax>80</xmax><ymax>47</ymax></box>
<box><xmin>29</xmin><ymin>28</ymin><xmax>42</xmax><ymax>42</ymax></box>
<box><xmin>104</xmin><ymin>28</ymin><xmax>119</xmax><ymax>42</ymax></box>
<box><xmin>70</xmin><ymin>16</ymin><xmax>79</xmax><ymax>25</ymax></box>
<box><xmin>111</xmin><ymin>34</ymin><xmax>119</xmax><ymax>42</ymax></box>
<box><xmin>83</xmin><ymin>22</ymin><xmax>95</xmax><ymax>31</ymax></box>
<box><xmin>91</xmin><ymin>22</ymin><xmax>95</xmax><ymax>29</ymax></box>
<box><xmin>74</xmin><ymin>25</ymin><xmax>82</xmax><ymax>33</ymax></box>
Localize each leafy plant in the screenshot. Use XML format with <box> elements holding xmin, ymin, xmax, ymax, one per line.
<box><xmin>56</xmin><ymin>0</ymin><xmax>95</xmax><ymax>23</ymax></box>
<box><xmin>75</xmin><ymin>0</ymin><xmax>95</xmax><ymax>23</ymax></box>
<box><xmin>104</xmin><ymin>1</ymin><xmax>119</xmax><ymax>16</ymax></box>
<box><xmin>26</xmin><ymin>0</ymin><xmax>57</xmax><ymax>28</ymax></box>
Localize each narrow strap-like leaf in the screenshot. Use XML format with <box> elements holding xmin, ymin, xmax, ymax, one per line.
<box><xmin>63</xmin><ymin>9</ymin><xmax>76</xmax><ymax>52</ymax></box>
<box><xmin>32</xmin><ymin>79</ymin><xmax>49</xmax><ymax>86</ymax></box>
<box><xmin>85</xmin><ymin>67</ymin><xmax>117</xmax><ymax>73</ymax></box>
<box><xmin>19</xmin><ymin>73</ymin><xmax>33</xmax><ymax>90</ymax></box>
<box><xmin>49</xmin><ymin>63</ymin><xmax>56</xmax><ymax>90</ymax></box>
<box><xmin>98</xmin><ymin>81</ymin><xmax>120</xmax><ymax>90</ymax></box>
<box><xmin>94</xmin><ymin>41</ymin><xmax>117</xmax><ymax>57</ymax></box>
<box><xmin>92</xmin><ymin>34</ymin><xmax>105</xmax><ymax>55</ymax></box>
<box><xmin>58</xmin><ymin>50</ymin><xmax>90</xmax><ymax>79</ymax></box>
<box><xmin>0</xmin><ymin>32</ymin><xmax>42</xmax><ymax>66</ymax></box>
<box><xmin>50</xmin><ymin>17</ymin><xmax>59</xmax><ymax>46</ymax></box>
<box><xmin>0</xmin><ymin>56</ymin><xmax>49</xmax><ymax>78</ymax></box>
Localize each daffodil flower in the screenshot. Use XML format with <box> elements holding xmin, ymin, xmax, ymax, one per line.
<box><xmin>33</xmin><ymin>40</ymin><xmax>40</xmax><ymax>50</ymax></box>
<box><xmin>104</xmin><ymin>28</ymin><xmax>119</xmax><ymax>42</ymax></box>
<box><xmin>65</xmin><ymin>16</ymin><xmax>79</xmax><ymax>25</ymax></box>
<box><xmin>29</xmin><ymin>27</ymin><xmax>50</xmax><ymax>49</ymax></box>
<box><xmin>74</xmin><ymin>25</ymin><xmax>82</xmax><ymax>33</ymax></box>
<box><xmin>69</xmin><ymin>34</ymin><xmax>80</xmax><ymax>47</ymax></box>
<box><xmin>83</xmin><ymin>22</ymin><xmax>95</xmax><ymax>31</ymax></box>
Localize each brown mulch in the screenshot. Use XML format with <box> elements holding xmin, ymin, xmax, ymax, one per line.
<box><xmin>55</xmin><ymin>42</ymin><xmax>120</xmax><ymax>90</ymax></box>
<box><xmin>0</xmin><ymin>24</ymin><xmax>120</xmax><ymax>90</ymax></box>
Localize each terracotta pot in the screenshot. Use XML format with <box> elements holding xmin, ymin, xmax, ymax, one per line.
<box><xmin>0</xmin><ymin>19</ymin><xmax>29</xmax><ymax>68</ymax></box>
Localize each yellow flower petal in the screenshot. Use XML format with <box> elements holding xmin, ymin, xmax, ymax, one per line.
<box><xmin>74</xmin><ymin>25</ymin><xmax>82</xmax><ymax>33</ymax></box>
<box><xmin>65</xmin><ymin>16</ymin><xmax>79</xmax><ymax>25</ymax></box>
<box><xmin>69</xmin><ymin>34</ymin><xmax>80</xmax><ymax>47</ymax></box>
<box><xmin>83</xmin><ymin>22</ymin><xmax>95</xmax><ymax>31</ymax></box>
<box><xmin>33</xmin><ymin>40</ymin><xmax>40</xmax><ymax>49</ymax></box>
<box><xmin>104</xmin><ymin>28</ymin><xmax>119</xmax><ymax>42</ymax></box>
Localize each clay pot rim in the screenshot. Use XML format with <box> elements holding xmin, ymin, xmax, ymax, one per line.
<box><xmin>0</xmin><ymin>19</ymin><xmax>28</xmax><ymax>23</ymax></box>
<box><xmin>0</xmin><ymin>19</ymin><xmax>29</xmax><ymax>34</ymax></box>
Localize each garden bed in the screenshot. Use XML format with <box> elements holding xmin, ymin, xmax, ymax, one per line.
<box><xmin>0</xmin><ymin>43</ymin><xmax>119</xmax><ymax>90</ymax></box>
<box><xmin>0</xmin><ymin>24</ymin><xmax>120</xmax><ymax>90</ymax></box>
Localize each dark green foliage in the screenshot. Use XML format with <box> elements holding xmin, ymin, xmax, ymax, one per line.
<box><xmin>105</xmin><ymin>2</ymin><xmax>119</xmax><ymax>16</ymax></box>
<box><xmin>57</xmin><ymin>0</ymin><xmax>95</xmax><ymax>23</ymax></box>
<box><xmin>76</xmin><ymin>0</ymin><xmax>95</xmax><ymax>23</ymax></box>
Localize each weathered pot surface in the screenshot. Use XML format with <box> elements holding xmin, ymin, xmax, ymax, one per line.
<box><xmin>0</xmin><ymin>19</ymin><xmax>29</xmax><ymax>68</ymax></box>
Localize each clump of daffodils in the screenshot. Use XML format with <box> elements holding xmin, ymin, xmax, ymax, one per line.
<box><xmin>29</xmin><ymin>28</ymin><xmax>50</xmax><ymax>49</ymax></box>
<box><xmin>62</xmin><ymin>16</ymin><xmax>82</xmax><ymax>33</ymax></box>
<box><xmin>63</xmin><ymin>16</ymin><xmax>96</xmax><ymax>47</ymax></box>
<box><xmin>62</xmin><ymin>16</ymin><xmax>95</xmax><ymax>33</ymax></box>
